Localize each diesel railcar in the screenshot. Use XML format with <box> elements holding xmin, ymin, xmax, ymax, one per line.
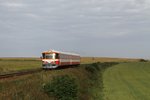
<box><xmin>42</xmin><ymin>50</ymin><xmax>80</xmax><ymax>69</ymax></box>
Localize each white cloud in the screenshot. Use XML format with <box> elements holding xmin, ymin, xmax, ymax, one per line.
<box><xmin>0</xmin><ymin>2</ymin><xmax>25</xmax><ymax>8</ymax></box>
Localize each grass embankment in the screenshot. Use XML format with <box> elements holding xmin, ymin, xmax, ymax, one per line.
<box><xmin>84</xmin><ymin>62</ymin><xmax>118</xmax><ymax>100</ymax></box>
<box><xmin>103</xmin><ymin>62</ymin><xmax>150</xmax><ymax>100</ymax></box>
<box><xmin>0</xmin><ymin>62</ymin><xmax>117</xmax><ymax>100</ymax></box>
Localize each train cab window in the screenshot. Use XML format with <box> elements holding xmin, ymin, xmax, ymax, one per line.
<box><xmin>43</xmin><ymin>53</ymin><xmax>53</xmax><ymax>59</ymax></box>
<box><xmin>55</xmin><ymin>53</ymin><xmax>59</xmax><ymax>59</ymax></box>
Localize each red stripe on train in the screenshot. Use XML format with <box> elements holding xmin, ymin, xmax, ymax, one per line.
<box><xmin>55</xmin><ymin>61</ymin><xmax>60</xmax><ymax>65</ymax></box>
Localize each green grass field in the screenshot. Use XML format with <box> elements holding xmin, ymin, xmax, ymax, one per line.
<box><xmin>81</xmin><ymin>57</ymin><xmax>140</xmax><ymax>64</ymax></box>
<box><xmin>103</xmin><ymin>62</ymin><xmax>150</xmax><ymax>100</ymax></box>
<box><xmin>0</xmin><ymin>57</ymin><xmax>148</xmax><ymax>99</ymax></box>
<box><xmin>0</xmin><ymin>58</ymin><xmax>41</xmax><ymax>74</ymax></box>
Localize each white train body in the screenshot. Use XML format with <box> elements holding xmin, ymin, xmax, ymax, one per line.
<box><xmin>42</xmin><ymin>50</ymin><xmax>80</xmax><ymax>69</ymax></box>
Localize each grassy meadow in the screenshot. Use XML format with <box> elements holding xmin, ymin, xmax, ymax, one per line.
<box><xmin>0</xmin><ymin>58</ymin><xmax>41</xmax><ymax>74</ymax></box>
<box><xmin>0</xmin><ymin>57</ymin><xmax>149</xmax><ymax>100</ymax></box>
<box><xmin>81</xmin><ymin>57</ymin><xmax>140</xmax><ymax>64</ymax></box>
<box><xmin>103</xmin><ymin>62</ymin><xmax>150</xmax><ymax>100</ymax></box>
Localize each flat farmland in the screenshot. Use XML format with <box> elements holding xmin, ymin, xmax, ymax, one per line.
<box><xmin>81</xmin><ymin>57</ymin><xmax>140</xmax><ymax>64</ymax></box>
<box><xmin>0</xmin><ymin>57</ymin><xmax>140</xmax><ymax>73</ymax></box>
<box><xmin>103</xmin><ymin>62</ymin><xmax>150</xmax><ymax>100</ymax></box>
<box><xmin>0</xmin><ymin>58</ymin><xmax>41</xmax><ymax>74</ymax></box>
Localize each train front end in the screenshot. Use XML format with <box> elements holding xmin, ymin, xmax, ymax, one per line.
<box><xmin>42</xmin><ymin>51</ymin><xmax>59</xmax><ymax>69</ymax></box>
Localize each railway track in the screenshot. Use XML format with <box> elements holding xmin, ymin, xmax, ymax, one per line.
<box><xmin>0</xmin><ymin>64</ymin><xmax>86</xmax><ymax>79</ymax></box>
<box><xmin>0</xmin><ymin>68</ymin><xmax>43</xmax><ymax>79</ymax></box>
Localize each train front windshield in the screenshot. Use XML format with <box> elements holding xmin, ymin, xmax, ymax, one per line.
<box><xmin>42</xmin><ymin>53</ymin><xmax>53</xmax><ymax>59</ymax></box>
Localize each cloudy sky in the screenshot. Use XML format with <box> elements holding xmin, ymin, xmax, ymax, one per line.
<box><xmin>0</xmin><ymin>0</ymin><xmax>150</xmax><ymax>58</ymax></box>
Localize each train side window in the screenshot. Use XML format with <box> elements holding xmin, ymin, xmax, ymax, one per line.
<box><xmin>55</xmin><ymin>53</ymin><xmax>59</xmax><ymax>59</ymax></box>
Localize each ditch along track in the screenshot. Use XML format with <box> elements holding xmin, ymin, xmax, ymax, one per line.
<box><xmin>0</xmin><ymin>68</ymin><xmax>43</xmax><ymax>79</ymax></box>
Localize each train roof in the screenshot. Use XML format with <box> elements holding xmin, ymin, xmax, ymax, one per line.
<box><xmin>42</xmin><ymin>50</ymin><xmax>80</xmax><ymax>56</ymax></box>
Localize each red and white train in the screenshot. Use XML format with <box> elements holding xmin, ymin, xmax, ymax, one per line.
<box><xmin>41</xmin><ymin>50</ymin><xmax>80</xmax><ymax>69</ymax></box>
